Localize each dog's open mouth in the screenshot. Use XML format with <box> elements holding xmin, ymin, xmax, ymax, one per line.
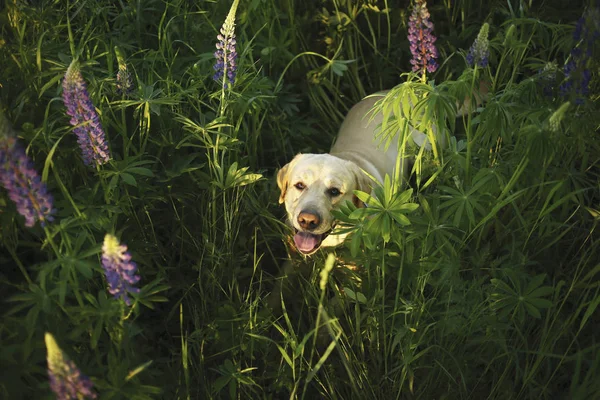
<box><xmin>293</xmin><ymin>228</ymin><xmax>333</xmax><ymax>254</ymax></box>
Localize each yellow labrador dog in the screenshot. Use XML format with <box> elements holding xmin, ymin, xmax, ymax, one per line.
<box><xmin>278</xmin><ymin>86</ymin><xmax>486</xmax><ymax>255</ymax></box>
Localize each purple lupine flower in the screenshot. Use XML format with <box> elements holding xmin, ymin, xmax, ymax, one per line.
<box><xmin>0</xmin><ymin>130</ymin><xmax>55</xmax><ymax>227</ymax></box>
<box><xmin>560</xmin><ymin>5</ymin><xmax>599</xmax><ymax>104</ymax></box>
<box><xmin>45</xmin><ymin>333</ymin><xmax>97</xmax><ymax>400</ymax></box>
<box><xmin>573</xmin><ymin>14</ymin><xmax>586</xmax><ymax>42</ymax></box>
<box><xmin>467</xmin><ymin>23</ymin><xmax>490</xmax><ymax>67</ymax></box>
<box><xmin>101</xmin><ymin>234</ymin><xmax>140</xmax><ymax>305</ymax></box>
<box><xmin>408</xmin><ymin>0</ymin><xmax>439</xmax><ymax>76</ymax></box>
<box><xmin>213</xmin><ymin>0</ymin><xmax>240</xmax><ymax>86</ymax></box>
<box><xmin>62</xmin><ymin>60</ymin><xmax>110</xmax><ymax>166</ymax></box>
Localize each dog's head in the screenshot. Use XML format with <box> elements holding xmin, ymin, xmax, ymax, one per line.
<box><xmin>277</xmin><ymin>154</ymin><xmax>371</xmax><ymax>255</ymax></box>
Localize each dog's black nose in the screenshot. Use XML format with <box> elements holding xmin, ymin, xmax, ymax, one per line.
<box><xmin>297</xmin><ymin>211</ymin><xmax>321</xmax><ymax>230</ymax></box>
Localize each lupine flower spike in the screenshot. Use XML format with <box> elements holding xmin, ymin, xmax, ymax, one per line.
<box><xmin>62</xmin><ymin>60</ymin><xmax>110</xmax><ymax>166</ymax></box>
<box><xmin>0</xmin><ymin>112</ymin><xmax>55</xmax><ymax>227</ymax></box>
<box><xmin>213</xmin><ymin>0</ymin><xmax>240</xmax><ymax>87</ymax></box>
<box><xmin>538</xmin><ymin>61</ymin><xmax>558</xmax><ymax>97</ymax></box>
<box><xmin>45</xmin><ymin>333</ymin><xmax>97</xmax><ymax>399</ymax></box>
<box><xmin>549</xmin><ymin>102</ymin><xmax>571</xmax><ymax>133</ymax></box>
<box><xmin>408</xmin><ymin>0</ymin><xmax>438</xmax><ymax>78</ymax></box>
<box><xmin>467</xmin><ymin>23</ymin><xmax>490</xmax><ymax>67</ymax></box>
<box><xmin>560</xmin><ymin>5</ymin><xmax>599</xmax><ymax>104</ymax></box>
<box><xmin>102</xmin><ymin>234</ymin><xmax>141</xmax><ymax>305</ymax></box>
<box><xmin>115</xmin><ymin>47</ymin><xmax>134</xmax><ymax>96</ymax></box>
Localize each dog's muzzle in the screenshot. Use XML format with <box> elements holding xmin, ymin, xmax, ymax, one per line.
<box><xmin>293</xmin><ymin>210</ymin><xmax>327</xmax><ymax>254</ymax></box>
<box><xmin>293</xmin><ymin>228</ymin><xmax>333</xmax><ymax>254</ymax></box>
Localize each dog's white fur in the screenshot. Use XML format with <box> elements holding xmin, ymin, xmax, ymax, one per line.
<box><xmin>278</xmin><ymin>91</ymin><xmax>409</xmax><ymax>254</ymax></box>
<box><xmin>278</xmin><ymin>85</ymin><xmax>486</xmax><ymax>255</ymax></box>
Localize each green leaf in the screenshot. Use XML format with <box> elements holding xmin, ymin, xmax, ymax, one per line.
<box><xmin>527</xmin><ymin>298</ymin><xmax>553</xmax><ymax>309</ymax></box>
<box><xmin>580</xmin><ymin>295</ymin><xmax>600</xmax><ymax>330</ymax></box>
<box><xmin>390</xmin><ymin>213</ymin><xmax>411</xmax><ymax>226</ymax></box>
<box><xmin>350</xmin><ymin>232</ymin><xmax>361</xmax><ymax>257</ymax></box>
<box><xmin>344</xmin><ymin>287</ymin><xmax>367</xmax><ymax>304</ymax></box>
<box><xmin>108</xmin><ymin>174</ymin><xmax>119</xmax><ymax>194</ymax></box>
<box><xmin>524</xmin><ymin>302</ymin><xmax>542</xmax><ymax>319</ymax></box>
<box><xmin>395</xmin><ymin>188</ymin><xmax>414</xmax><ymax>204</ymax></box>
<box><xmin>121</xmin><ymin>172</ymin><xmax>137</xmax><ymax>187</ymax></box>
<box><xmin>525</xmin><ymin>274</ymin><xmax>547</xmax><ymax>294</ymax></box>
<box><xmin>354</xmin><ymin>190</ymin><xmax>377</xmax><ymax>207</ymax></box>
<box><xmin>393</xmin><ymin>203</ymin><xmax>419</xmax><ymax>213</ymax></box>
<box><xmin>527</xmin><ymin>286</ymin><xmax>554</xmax><ymax>299</ymax></box>
<box><xmin>91</xmin><ymin>320</ymin><xmax>103</xmax><ymax>349</ymax></box>
<box><xmin>75</xmin><ymin>260</ymin><xmax>94</xmax><ymax>279</ymax></box>
<box><xmin>127</xmin><ymin>167</ymin><xmax>154</xmax><ymax>177</ymax></box>
<box><xmin>330</xmin><ymin>59</ymin><xmax>354</xmax><ymax>76</ymax></box>
<box><xmin>213</xmin><ymin>376</ymin><xmax>231</xmax><ymax>394</ymax></box>
<box><xmin>126</xmin><ymin>361</ymin><xmax>154</xmax><ymax>381</ymax></box>
<box><xmin>381</xmin><ymin>214</ymin><xmax>391</xmax><ymax>242</ymax></box>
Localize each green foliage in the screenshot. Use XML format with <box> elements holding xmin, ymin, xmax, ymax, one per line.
<box><xmin>1</xmin><ymin>0</ymin><xmax>599</xmax><ymax>399</ymax></box>
<box><xmin>490</xmin><ymin>272</ymin><xmax>554</xmax><ymax>321</ymax></box>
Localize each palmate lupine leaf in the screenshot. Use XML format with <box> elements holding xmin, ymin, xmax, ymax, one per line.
<box><xmin>490</xmin><ymin>273</ymin><xmax>554</xmax><ymax>320</ymax></box>
<box><xmin>439</xmin><ymin>168</ymin><xmax>496</xmax><ymax>229</ymax></box>
<box><xmin>350</xmin><ymin>181</ymin><xmax>419</xmax><ymax>243</ymax></box>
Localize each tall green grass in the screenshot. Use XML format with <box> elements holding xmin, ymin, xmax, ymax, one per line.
<box><xmin>0</xmin><ymin>0</ymin><xmax>598</xmax><ymax>399</ymax></box>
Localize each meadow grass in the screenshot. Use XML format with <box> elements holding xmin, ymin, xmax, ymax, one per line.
<box><xmin>0</xmin><ymin>0</ymin><xmax>599</xmax><ymax>399</ymax></box>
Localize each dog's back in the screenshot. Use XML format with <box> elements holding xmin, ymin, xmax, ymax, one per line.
<box><xmin>330</xmin><ymin>91</ymin><xmax>408</xmax><ymax>185</ymax></box>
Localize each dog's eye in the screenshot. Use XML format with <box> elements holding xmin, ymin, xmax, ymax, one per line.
<box><xmin>328</xmin><ymin>187</ymin><xmax>341</xmax><ymax>197</ymax></box>
<box><xmin>294</xmin><ymin>182</ymin><xmax>306</xmax><ymax>190</ymax></box>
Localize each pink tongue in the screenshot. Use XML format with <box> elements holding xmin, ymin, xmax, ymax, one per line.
<box><xmin>294</xmin><ymin>232</ymin><xmax>321</xmax><ymax>253</ymax></box>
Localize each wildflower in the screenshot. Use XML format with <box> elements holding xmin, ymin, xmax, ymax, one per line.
<box><xmin>408</xmin><ymin>0</ymin><xmax>438</xmax><ymax>76</ymax></box>
<box><xmin>538</xmin><ymin>61</ymin><xmax>558</xmax><ymax>97</ymax></box>
<box><xmin>467</xmin><ymin>23</ymin><xmax>490</xmax><ymax>67</ymax></box>
<box><xmin>116</xmin><ymin>65</ymin><xmax>134</xmax><ymax>96</ymax></box>
<box><xmin>0</xmin><ymin>113</ymin><xmax>55</xmax><ymax>227</ymax></box>
<box><xmin>115</xmin><ymin>47</ymin><xmax>134</xmax><ymax>96</ymax></box>
<box><xmin>213</xmin><ymin>0</ymin><xmax>240</xmax><ymax>86</ymax></box>
<box><xmin>45</xmin><ymin>333</ymin><xmax>97</xmax><ymax>399</ymax></box>
<box><xmin>319</xmin><ymin>253</ymin><xmax>336</xmax><ymax>291</ymax></box>
<box><xmin>62</xmin><ymin>60</ymin><xmax>110</xmax><ymax>166</ymax></box>
<box><xmin>560</xmin><ymin>5</ymin><xmax>599</xmax><ymax>104</ymax></box>
<box><xmin>102</xmin><ymin>234</ymin><xmax>140</xmax><ymax>305</ymax></box>
<box><xmin>549</xmin><ymin>101</ymin><xmax>570</xmax><ymax>132</ymax></box>
<box><xmin>503</xmin><ymin>24</ymin><xmax>516</xmax><ymax>46</ymax></box>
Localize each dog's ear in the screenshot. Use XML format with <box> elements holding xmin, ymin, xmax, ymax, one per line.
<box><xmin>277</xmin><ymin>154</ymin><xmax>305</xmax><ymax>204</ymax></box>
<box><xmin>276</xmin><ymin>163</ymin><xmax>290</xmax><ymax>204</ymax></box>
<box><xmin>349</xmin><ymin>163</ymin><xmax>372</xmax><ymax>208</ymax></box>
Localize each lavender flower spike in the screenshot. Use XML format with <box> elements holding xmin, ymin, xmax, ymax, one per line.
<box><xmin>62</xmin><ymin>60</ymin><xmax>110</xmax><ymax>166</ymax></box>
<box><xmin>0</xmin><ymin>113</ymin><xmax>55</xmax><ymax>227</ymax></box>
<box><xmin>560</xmin><ymin>5</ymin><xmax>599</xmax><ymax>104</ymax></box>
<box><xmin>408</xmin><ymin>0</ymin><xmax>439</xmax><ymax>76</ymax></box>
<box><xmin>467</xmin><ymin>23</ymin><xmax>490</xmax><ymax>67</ymax></box>
<box><xmin>102</xmin><ymin>234</ymin><xmax>140</xmax><ymax>305</ymax></box>
<box><xmin>45</xmin><ymin>333</ymin><xmax>97</xmax><ymax>399</ymax></box>
<box><xmin>213</xmin><ymin>0</ymin><xmax>240</xmax><ymax>86</ymax></box>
